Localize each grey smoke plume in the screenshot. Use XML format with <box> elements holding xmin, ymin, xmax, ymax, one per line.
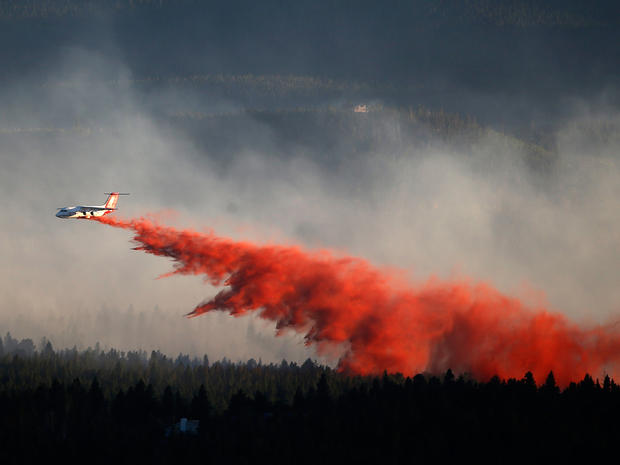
<box><xmin>1</xmin><ymin>49</ymin><xmax>619</xmax><ymax>364</ymax></box>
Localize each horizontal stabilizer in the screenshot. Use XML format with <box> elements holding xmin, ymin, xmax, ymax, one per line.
<box><xmin>103</xmin><ymin>192</ymin><xmax>129</xmax><ymax>209</ymax></box>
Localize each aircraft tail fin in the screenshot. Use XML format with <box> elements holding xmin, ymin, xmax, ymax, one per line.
<box><xmin>104</xmin><ymin>192</ymin><xmax>130</xmax><ymax>209</ymax></box>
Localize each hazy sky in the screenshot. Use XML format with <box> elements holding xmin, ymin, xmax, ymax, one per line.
<box><xmin>1</xmin><ymin>46</ymin><xmax>619</xmax><ymax>365</ymax></box>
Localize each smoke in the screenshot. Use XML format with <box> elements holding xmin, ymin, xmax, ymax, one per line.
<box><xmin>90</xmin><ymin>214</ymin><xmax>620</xmax><ymax>385</ymax></box>
<box><xmin>1</xmin><ymin>46</ymin><xmax>619</xmax><ymax>368</ymax></box>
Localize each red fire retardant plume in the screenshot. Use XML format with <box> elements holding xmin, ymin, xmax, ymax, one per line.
<box><xmin>93</xmin><ymin>215</ymin><xmax>620</xmax><ymax>385</ymax></box>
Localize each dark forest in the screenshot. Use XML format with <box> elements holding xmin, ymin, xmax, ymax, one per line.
<box><xmin>1</xmin><ymin>334</ymin><xmax>619</xmax><ymax>463</ymax></box>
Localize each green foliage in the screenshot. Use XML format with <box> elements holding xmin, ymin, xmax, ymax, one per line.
<box><xmin>0</xmin><ymin>333</ymin><xmax>341</xmax><ymax>411</ymax></box>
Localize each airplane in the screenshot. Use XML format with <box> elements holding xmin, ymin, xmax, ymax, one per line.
<box><xmin>56</xmin><ymin>192</ymin><xmax>129</xmax><ymax>219</ymax></box>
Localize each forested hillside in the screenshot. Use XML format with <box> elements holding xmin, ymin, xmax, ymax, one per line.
<box><xmin>1</xmin><ymin>0</ymin><xmax>618</xmax><ymax>133</ymax></box>
<box><xmin>1</xmin><ymin>334</ymin><xmax>620</xmax><ymax>463</ymax></box>
<box><xmin>0</xmin><ymin>99</ymin><xmax>554</xmax><ymax>169</ymax></box>
<box><xmin>2</xmin><ymin>0</ymin><xmax>619</xmax><ymax>26</ymax></box>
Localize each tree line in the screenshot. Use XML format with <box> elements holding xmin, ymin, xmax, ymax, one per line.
<box><xmin>1</xmin><ymin>332</ymin><xmax>620</xmax><ymax>462</ymax></box>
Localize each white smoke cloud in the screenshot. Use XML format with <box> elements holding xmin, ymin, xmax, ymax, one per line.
<box><xmin>1</xmin><ymin>48</ymin><xmax>619</xmax><ymax>364</ymax></box>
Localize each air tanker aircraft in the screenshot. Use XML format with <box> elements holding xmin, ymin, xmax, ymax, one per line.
<box><xmin>56</xmin><ymin>192</ymin><xmax>129</xmax><ymax>219</ymax></box>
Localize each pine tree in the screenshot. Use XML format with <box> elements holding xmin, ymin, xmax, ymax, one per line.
<box><xmin>541</xmin><ymin>371</ymin><xmax>559</xmax><ymax>396</ymax></box>
<box><xmin>191</xmin><ymin>384</ymin><xmax>211</xmax><ymax>424</ymax></box>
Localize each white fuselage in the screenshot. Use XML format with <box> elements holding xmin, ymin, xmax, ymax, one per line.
<box><xmin>56</xmin><ymin>192</ymin><xmax>125</xmax><ymax>219</ymax></box>
<box><xmin>55</xmin><ymin>206</ymin><xmax>111</xmax><ymax>219</ymax></box>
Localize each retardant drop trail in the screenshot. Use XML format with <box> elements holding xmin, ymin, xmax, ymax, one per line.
<box><xmin>92</xmin><ymin>214</ymin><xmax>620</xmax><ymax>385</ymax></box>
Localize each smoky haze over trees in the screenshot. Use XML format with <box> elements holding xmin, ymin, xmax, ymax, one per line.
<box><xmin>1</xmin><ymin>0</ymin><xmax>619</xmax><ymax>129</ymax></box>
<box><xmin>1</xmin><ymin>1</ymin><xmax>620</xmax><ymax>382</ymax></box>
